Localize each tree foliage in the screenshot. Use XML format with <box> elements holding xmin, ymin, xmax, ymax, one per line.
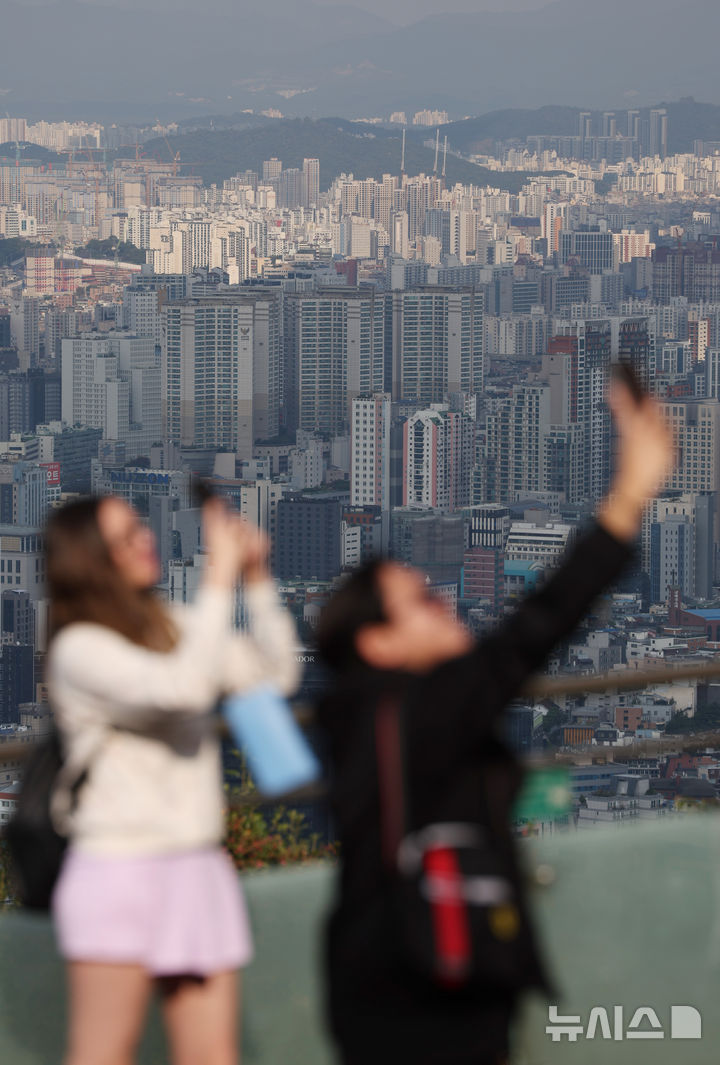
<box><xmin>665</xmin><ymin>703</ymin><xmax>720</xmax><ymax>735</ymax></box>
<box><xmin>539</xmin><ymin>704</ymin><xmax>568</xmax><ymax>738</ymax></box>
<box><xmin>74</xmin><ymin>236</ymin><xmax>146</xmax><ymax>265</ymax></box>
<box><xmin>0</xmin><ymin>237</ymin><xmax>32</xmax><ymax>267</ymax></box>
<box><xmin>0</xmin><ymin>841</ymin><xmax>16</xmax><ymax>904</ymax></box>
<box><xmin>225</xmin><ymin>804</ymin><xmax>336</xmax><ymax>870</ymax></box>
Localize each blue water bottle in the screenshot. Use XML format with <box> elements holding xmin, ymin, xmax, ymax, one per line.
<box><xmin>222</xmin><ymin>686</ymin><xmax>320</xmax><ymax>797</ymax></box>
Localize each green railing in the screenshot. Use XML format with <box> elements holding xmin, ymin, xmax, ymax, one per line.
<box><xmin>1</xmin><ymin>816</ymin><xmax>719</xmax><ymax>1063</ymax></box>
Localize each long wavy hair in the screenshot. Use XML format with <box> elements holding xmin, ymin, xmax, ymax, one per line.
<box><xmin>45</xmin><ymin>497</ymin><xmax>177</xmax><ymax>651</ymax></box>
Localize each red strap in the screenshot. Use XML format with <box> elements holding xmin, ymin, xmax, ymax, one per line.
<box><xmin>424</xmin><ymin>846</ymin><xmax>472</xmax><ymax>986</ymax></box>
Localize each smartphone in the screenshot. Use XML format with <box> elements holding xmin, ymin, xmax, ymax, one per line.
<box><xmin>190</xmin><ymin>475</ymin><xmax>217</xmax><ymax>508</ymax></box>
<box><xmin>611</xmin><ymin>362</ymin><xmax>645</xmax><ymax>405</ymax></box>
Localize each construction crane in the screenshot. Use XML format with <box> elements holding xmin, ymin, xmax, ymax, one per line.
<box><xmin>400</xmin><ymin>128</ymin><xmax>406</xmax><ymax>180</ymax></box>
<box><xmin>53</xmin><ymin>194</ymin><xmax>68</xmax><ymax>256</ymax></box>
<box><xmin>156</xmin><ymin>118</ymin><xmax>181</xmax><ymax>176</ymax></box>
<box><xmin>433</xmin><ymin>128</ymin><xmax>440</xmax><ymax>176</ymax></box>
<box><xmin>79</xmin><ymin>135</ymin><xmax>105</xmax><ymax>231</ymax></box>
<box><xmin>442</xmin><ymin>135</ymin><xmax>448</xmax><ymax>187</ymax></box>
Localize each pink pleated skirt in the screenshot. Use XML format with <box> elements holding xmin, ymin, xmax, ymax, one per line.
<box><xmin>52</xmin><ymin>846</ymin><xmax>253</xmax><ymax>977</ymax></box>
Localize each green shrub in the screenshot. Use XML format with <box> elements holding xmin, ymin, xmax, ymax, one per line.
<box><xmin>224</xmin><ymin>804</ymin><xmax>336</xmax><ymax>870</ymax></box>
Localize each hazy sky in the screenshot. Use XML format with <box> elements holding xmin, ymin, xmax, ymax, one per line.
<box><xmin>311</xmin><ymin>0</ymin><xmax>555</xmax><ymax>20</ymax></box>
<box><xmin>0</xmin><ymin>0</ymin><xmax>710</xmax><ymax>117</ymax></box>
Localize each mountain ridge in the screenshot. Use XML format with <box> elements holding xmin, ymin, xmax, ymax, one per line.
<box><xmin>125</xmin><ymin>118</ymin><xmax>540</xmax><ymax>191</ymax></box>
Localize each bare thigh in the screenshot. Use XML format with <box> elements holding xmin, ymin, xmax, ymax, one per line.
<box><xmin>65</xmin><ymin>962</ymin><xmax>153</xmax><ymax>1065</ymax></box>
<box><xmin>161</xmin><ymin>969</ymin><xmax>240</xmax><ymax>1065</ymax></box>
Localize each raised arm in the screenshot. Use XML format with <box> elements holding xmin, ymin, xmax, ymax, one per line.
<box><xmin>50</xmin><ymin>499</ymin><xmax>271</xmax><ymax>725</ymax></box>
<box><xmin>467</xmin><ymin>379</ymin><xmax>674</xmax><ymax>714</ymax></box>
<box><xmin>220</xmin><ymin>528</ymin><xmax>302</xmax><ymax>697</ymax></box>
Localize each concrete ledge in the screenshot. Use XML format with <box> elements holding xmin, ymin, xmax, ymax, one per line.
<box><xmin>0</xmin><ymin>864</ymin><xmax>335</xmax><ymax>1065</ymax></box>
<box><xmin>2</xmin><ymin>820</ymin><xmax>720</xmax><ymax>1063</ymax></box>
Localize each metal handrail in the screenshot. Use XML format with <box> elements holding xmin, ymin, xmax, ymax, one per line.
<box><xmin>524</xmin><ymin>657</ymin><xmax>720</xmax><ymax>698</ymax></box>
<box><xmin>2</xmin><ymin>659</ymin><xmax>719</xmax><ymax>770</ymax></box>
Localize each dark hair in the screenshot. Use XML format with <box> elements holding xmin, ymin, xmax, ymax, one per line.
<box><xmin>315</xmin><ymin>558</ymin><xmax>388</xmax><ymax>672</ymax></box>
<box><xmin>45</xmin><ymin>496</ymin><xmax>177</xmax><ymax>651</ymax></box>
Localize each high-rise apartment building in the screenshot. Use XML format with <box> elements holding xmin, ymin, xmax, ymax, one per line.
<box><xmin>462</xmin><ymin>503</ymin><xmax>510</xmax><ymax>612</ymax></box>
<box><xmin>262</xmin><ymin>158</ymin><xmax>282</xmax><ymax>183</ymax></box>
<box><xmin>61</xmin><ymin>335</ymin><xmax>130</xmax><ymax>445</ymax></box>
<box><xmin>618</xmin><ymin>316</ymin><xmax>655</xmax><ymax>391</ymax></box>
<box><xmin>278</xmin><ymin>169</ymin><xmax>304</xmax><ymax>209</ymax></box>
<box><xmin>689</xmin><ymin>315</ymin><xmax>711</xmax><ymax>366</ymax></box>
<box><xmin>1</xmin><ymin>589</ymin><xmax>35</xmax><ymax>647</ymax></box>
<box><xmin>542</xmin><ymin>202</ymin><xmax>569</xmax><ymax>254</ymax></box>
<box><xmin>123</xmin><ymin>286</ymin><xmax>164</xmax><ymax>345</ymax></box>
<box><xmin>0</xmin><ymin>644</ymin><xmax>34</xmax><ymax>724</ymax></box>
<box><xmin>162</xmin><ymin>292</ymin><xmax>281</xmax><ymax>456</ymax></box>
<box><xmin>706</xmin><ymin>348</ymin><xmax>720</xmax><ymax>399</ymax></box>
<box><xmin>274</xmin><ymin>495</ymin><xmax>342</xmax><ymax>581</ymax></box>
<box><xmin>303</xmin><ymin>158</ymin><xmax>320</xmax><ymax>207</ymax></box>
<box><xmin>285</xmin><ymin>288</ymin><xmax>385</xmax><ymax>436</ymax></box>
<box><xmin>403</xmin><ymin>406</ymin><xmax>474</xmax><ymax>512</ymax></box>
<box><xmin>44</xmin><ymin>307</ymin><xmax>91</xmax><ymax>363</ymax></box>
<box><xmin>642</xmin><ymin>493</ymin><xmax>714</xmax><ymax>601</ymax></box>
<box><xmin>484</xmin><ymin>383</ymin><xmax>551</xmax><ymax>503</ymax></box>
<box><xmin>0</xmin><ymin>463</ymin><xmax>48</xmax><ymax>527</ymax></box>
<box><xmin>545</xmin><ymin>319</ymin><xmax>612</xmax><ymax>502</ymax></box>
<box><xmin>388</xmin><ymin>288</ymin><xmax>484</xmax><ymax>405</ymax></box>
<box><xmin>649</xmin><ymin>108</ymin><xmax>668</xmax><ymax>159</ymax></box>
<box><xmin>650</xmin><ymin>517</ymin><xmax>695</xmax><ymax>605</ymax></box>
<box><xmin>559</xmin><ymin>228</ymin><xmax>614</xmax><ymax>274</ymax></box>
<box><xmin>350</xmin><ymin>393</ymin><xmax>393</xmax><ymax>511</ymax></box>
<box><xmin>9</xmin><ymin>298</ymin><xmax>40</xmax><ymax>365</ymax></box>
<box><xmin>0</xmin><ymin>369</ymin><xmax>60</xmax><ymax>437</ymax></box>
<box><xmin>658</xmin><ymin>399</ymin><xmax>720</xmax><ymax>504</ymax></box>
<box><xmin>652</xmin><ymin>243</ymin><xmax>720</xmax><ymax>304</ymax></box>
<box><xmin>62</xmin><ymin>333</ymin><xmax>160</xmax><ymax>458</ymax></box>
<box><xmin>0</xmin><ymin>524</ymin><xmax>44</xmax><ymax>601</ymax></box>
<box><xmin>391</xmin><ymin>507</ymin><xmax>466</xmax><ymax>584</ymax></box>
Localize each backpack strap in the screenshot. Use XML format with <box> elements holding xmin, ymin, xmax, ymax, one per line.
<box><xmin>374</xmin><ymin>696</ymin><xmax>408</xmax><ymax>870</ymax></box>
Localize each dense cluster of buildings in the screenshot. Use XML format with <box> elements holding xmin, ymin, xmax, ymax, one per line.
<box><xmin>3</xmin><ymin>110</ymin><xmax>720</xmax><ymax>781</ymax></box>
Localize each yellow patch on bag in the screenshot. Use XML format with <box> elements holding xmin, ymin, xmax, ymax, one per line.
<box><xmin>489</xmin><ymin>903</ymin><xmax>520</xmax><ymax>941</ymax></box>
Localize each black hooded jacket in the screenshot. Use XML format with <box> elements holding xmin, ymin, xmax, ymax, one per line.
<box><xmin>317</xmin><ymin>524</ymin><xmax>632</xmax><ymax>1065</ymax></box>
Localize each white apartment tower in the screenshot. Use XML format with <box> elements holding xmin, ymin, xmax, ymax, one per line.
<box><xmin>350</xmin><ymin>393</ymin><xmax>393</xmax><ymax>511</ymax></box>
<box><xmin>162</xmin><ymin>293</ymin><xmax>281</xmax><ymax>457</ymax></box>
<box><xmin>61</xmin><ymin>333</ymin><xmax>160</xmax><ymax>458</ymax></box>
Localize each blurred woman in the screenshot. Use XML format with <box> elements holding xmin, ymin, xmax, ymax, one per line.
<box><xmin>45</xmin><ymin>495</ymin><xmax>299</xmax><ymax>1065</ymax></box>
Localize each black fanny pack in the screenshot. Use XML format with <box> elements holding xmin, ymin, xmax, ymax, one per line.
<box><xmin>375</xmin><ymin>698</ymin><xmax>537</xmax><ymax>990</ymax></box>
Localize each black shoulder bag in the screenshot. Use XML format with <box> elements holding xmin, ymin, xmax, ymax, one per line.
<box><xmin>5</xmin><ymin>730</ymin><xmax>87</xmax><ymax>911</ymax></box>
<box><xmin>374</xmin><ymin>697</ymin><xmax>537</xmax><ymax>991</ymax></box>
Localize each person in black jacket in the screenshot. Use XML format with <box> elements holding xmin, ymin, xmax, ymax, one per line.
<box><xmin>315</xmin><ymin>381</ymin><xmax>673</xmax><ymax>1065</ymax></box>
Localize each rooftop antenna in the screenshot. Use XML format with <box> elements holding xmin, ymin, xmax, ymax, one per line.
<box><xmin>433</xmin><ymin>128</ymin><xmax>440</xmax><ymax>176</ymax></box>
<box><xmin>400</xmin><ymin>128</ymin><xmax>406</xmax><ymax>179</ymax></box>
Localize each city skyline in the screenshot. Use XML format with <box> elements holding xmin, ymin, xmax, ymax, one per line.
<box><xmin>3</xmin><ymin>0</ymin><xmax>720</xmax><ymax>759</ymax></box>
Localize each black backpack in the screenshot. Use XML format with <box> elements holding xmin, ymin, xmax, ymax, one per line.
<box><xmin>5</xmin><ymin>731</ymin><xmax>85</xmax><ymax>911</ymax></box>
